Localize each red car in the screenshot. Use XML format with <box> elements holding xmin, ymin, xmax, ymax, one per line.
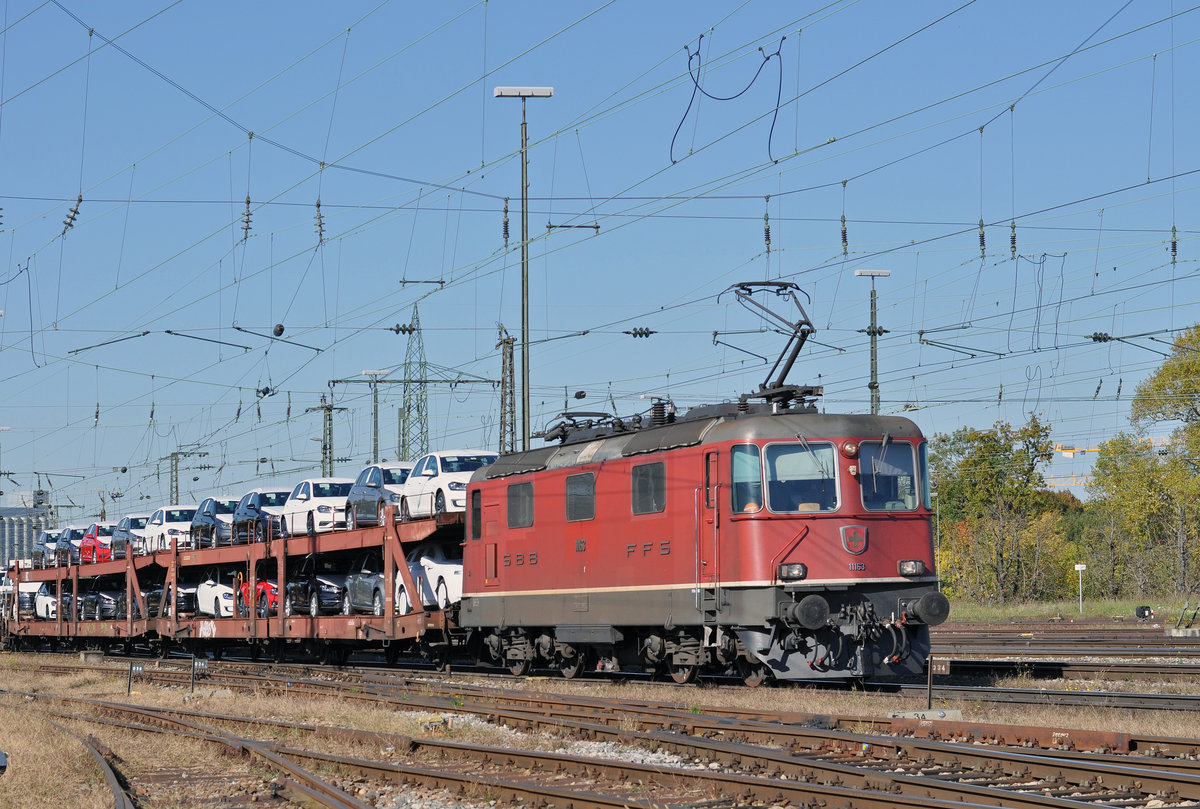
<box><xmin>238</xmin><ymin>578</ymin><xmax>279</xmax><ymax>617</ymax></box>
<box><xmin>79</xmin><ymin>522</ymin><xmax>118</xmax><ymax>563</ymax></box>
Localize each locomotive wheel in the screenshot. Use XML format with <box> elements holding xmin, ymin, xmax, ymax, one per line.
<box><xmin>738</xmin><ymin>658</ymin><xmax>770</xmax><ymax>688</ymax></box>
<box><xmin>559</xmin><ymin>649</ymin><xmax>587</xmax><ymax>680</ymax></box>
<box><xmin>666</xmin><ymin>658</ymin><xmax>698</xmax><ymax>685</ymax></box>
<box><xmin>508</xmin><ymin>658</ymin><xmax>531</xmax><ymax>676</ymax></box>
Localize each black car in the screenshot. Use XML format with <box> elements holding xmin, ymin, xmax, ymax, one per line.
<box><xmin>283</xmin><ymin>553</ymin><xmax>350</xmax><ymax>618</ymax></box>
<box><xmin>80</xmin><ymin>578</ymin><xmax>124</xmax><ymax>621</ymax></box>
<box><xmin>341</xmin><ymin>550</ymin><xmax>387</xmax><ymax>615</ymax></box>
<box><xmin>232</xmin><ymin>488</ymin><xmax>290</xmax><ymax>543</ymax></box>
<box><xmin>55</xmin><ymin>525</ymin><xmax>88</xmax><ymax>566</ymax></box>
<box><xmin>144</xmin><ymin>583</ymin><xmax>198</xmax><ymax>618</ymax></box>
<box><xmin>191</xmin><ymin>497</ymin><xmax>240</xmax><ymax>547</ymax></box>
<box><xmin>345</xmin><ymin>463</ymin><xmax>413</xmax><ymax>529</ymax></box>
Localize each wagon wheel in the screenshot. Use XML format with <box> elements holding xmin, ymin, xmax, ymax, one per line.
<box><xmin>665</xmin><ymin>657</ymin><xmax>698</xmax><ymax>685</ymax></box>
<box><xmin>507</xmin><ymin>658</ymin><xmax>531</xmax><ymax>676</ymax></box>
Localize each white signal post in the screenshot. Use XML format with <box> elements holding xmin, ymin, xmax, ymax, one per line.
<box><xmin>1074</xmin><ymin>563</ymin><xmax>1087</xmax><ymax>614</ymax></box>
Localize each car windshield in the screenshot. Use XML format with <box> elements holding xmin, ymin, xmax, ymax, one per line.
<box><xmin>216</xmin><ymin>500</ymin><xmax>238</xmax><ymax>514</ymax></box>
<box><xmin>63</xmin><ymin>529</ymin><xmax>85</xmax><ymax>541</ymax></box>
<box><xmin>97</xmin><ymin>525</ymin><xmax>114</xmax><ymax>536</ymax></box>
<box><xmin>438</xmin><ymin>455</ymin><xmax>497</xmax><ymax>474</ymax></box>
<box><xmin>314</xmin><ymin>559</ymin><xmax>343</xmax><ymax>575</ymax></box>
<box><xmin>260</xmin><ymin>492</ymin><xmax>289</xmax><ymax>507</ymax></box>
<box><xmin>166</xmin><ymin>509</ymin><xmax>196</xmax><ymax>522</ymax></box>
<box><xmin>383</xmin><ymin>468</ymin><xmax>410</xmax><ymax>485</ymax></box>
<box><xmin>313</xmin><ymin>482</ymin><xmax>351</xmax><ymax>498</ymax></box>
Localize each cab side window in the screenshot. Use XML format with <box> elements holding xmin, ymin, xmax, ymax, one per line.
<box><xmin>632</xmin><ymin>462</ymin><xmax>666</xmax><ymax>515</ymax></box>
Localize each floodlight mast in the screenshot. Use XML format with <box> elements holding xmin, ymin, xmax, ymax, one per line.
<box><xmin>494</xmin><ymin>86</ymin><xmax>553</xmax><ymax>452</ymax></box>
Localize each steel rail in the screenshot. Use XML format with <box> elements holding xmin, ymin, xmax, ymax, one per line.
<box><xmin>24</xmin><ymin>696</ymin><xmax>1124</xmax><ymax>809</ymax></box>
<box><xmin>41</xmin><ymin>719</ymin><xmax>136</xmax><ymax>809</ymax></box>
<box><xmin>35</xmin><ymin>698</ymin><xmax>368</xmax><ymax>809</ymax></box>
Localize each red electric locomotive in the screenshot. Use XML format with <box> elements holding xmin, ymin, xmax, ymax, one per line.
<box><xmin>459</xmin><ymin>283</ymin><xmax>949</xmax><ymax>684</ymax></box>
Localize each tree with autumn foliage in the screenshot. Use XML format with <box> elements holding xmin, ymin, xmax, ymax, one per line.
<box><xmin>929</xmin><ymin>415</ymin><xmax>1062</xmax><ymax>603</ymax></box>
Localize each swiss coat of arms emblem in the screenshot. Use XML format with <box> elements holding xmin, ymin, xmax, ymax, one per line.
<box><xmin>841</xmin><ymin>525</ymin><xmax>867</xmax><ymax>555</ymax></box>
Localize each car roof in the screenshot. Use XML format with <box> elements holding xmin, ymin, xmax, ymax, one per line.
<box><xmin>295</xmin><ymin>477</ymin><xmax>354</xmax><ymax>484</ymax></box>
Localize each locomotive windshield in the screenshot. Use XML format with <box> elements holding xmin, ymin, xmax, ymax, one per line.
<box><xmin>764</xmin><ymin>442</ymin><xmax>838</xmax><ymax>513</ymax></box>
<box><xmin>860</xmin><ymin>440</ymin><xmax>919</xmax><ymax>511</ymax></box>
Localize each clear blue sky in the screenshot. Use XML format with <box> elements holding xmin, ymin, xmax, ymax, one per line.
<box><xmin>0</xmin><ymin>1</ymin><xmax>1196</xmax><ymax>517</ymax></box>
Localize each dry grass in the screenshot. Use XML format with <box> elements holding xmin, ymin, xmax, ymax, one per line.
<box><xmin>0</xmin><ymin>703</ymin><xmax>111</xmax><ymax>809</ymax></box>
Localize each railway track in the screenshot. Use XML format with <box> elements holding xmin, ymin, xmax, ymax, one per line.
<box><xmin>10</xmin><ymin>662</ymin><xmax>1200</xmax><ymax>809</ymax></box>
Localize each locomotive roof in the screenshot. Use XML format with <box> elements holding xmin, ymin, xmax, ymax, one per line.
<box><xmin>480</xmin><ymin>408</ymin><xmax>924</xmax><ymax>480</ymax></box>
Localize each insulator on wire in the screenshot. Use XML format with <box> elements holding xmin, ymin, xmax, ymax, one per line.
<box><xmin>1093</xmin><ymin>380</ymin><xmax>1103</xmax><ymax>399</ymax></box>
<box><xmin>840</xmin><ymin>213</ymin><xmax>848</xmax><ymax>255</ymax></box>
<box><xmin>235</xmin><ymin>400</ymin><xmax>242</xmax><ymax>422</ymax></box>
<box><xmin>502</xmin><ymin>197</ymin><xmax>510</xmax><ymax>246</ymax></box>
<box><xmin>61</xmin><ymin>194</ymin><xmax>82</xmax><ymax>235</ymax></box>
<box><xmin>978</xmin><ymin>219</ymin><xmax>986</xmax><ymax>258</ymax></box>
<box><xmin>1171</xmin><ymin>225</ymin><xmax>1178</xmax><ymax>264</ymax></box>
<box><xmin>241</xmin><ymin>196</ymin><xmax>252</xmax><ymax>241</ymax></box>
<box><xmin>1010</xmin><ymin>221</ymin><xmax>1017</xmax><ymax>260</ymax></box>
<box><xmin>314</xmin><ymin>198</ymin><xmax>325</xmax><ymax>242</ymax></box>
<box><xmin>94</xmin><ymin>403</ymin><xmax>99</xmax><ymax>426</ymax></box>
<box><xmin>625</xmin><ymin>327</ymin><xmax>656</xmax><ymax>338</ymax></box>
<box><xmin>1116</xmin><ymin>378</ymin><xmax>1122</xmax><ymax>399</ymax></box>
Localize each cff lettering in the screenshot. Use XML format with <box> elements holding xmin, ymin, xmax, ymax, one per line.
<box><xmin>626</xmin><ymin>541</ymin><xmax>671</xmax><ymax>556</ymax></box>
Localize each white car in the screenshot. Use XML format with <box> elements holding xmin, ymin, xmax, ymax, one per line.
<box><xmin>195</xmin><ymin>573</ymin><xmax>235</xmax><ymax>618</ymax></box>
<box><xmin>400</xmin><ymin>450</ymin><xmax>497</xmax><ymax>519</ymax></box>
<box><xmin>145</xmin><ymin>505</ymin><xmax>198</xmax><ymax>552</ymax></box>
<box><xmin>35</xmin><ymin>582</ymin><xmax>58</xmax><ymax>620</ymax></box>
<box><xmin>397</xmin><ymin>542</ymin><xmax>464</xmax><ymax>614</ymax></box>
<box><xmin>278</xmin><ymin>478</ymin><xmax>353</xmax><ymax>537</ymax></box>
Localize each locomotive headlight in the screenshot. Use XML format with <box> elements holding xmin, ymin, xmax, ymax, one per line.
<box><xmin>778</xmin><ymin>563</ymin><xmax>808</xmax><ymax>581</ymax></box>
<box><xmin>447</xmin><ymin>481</ymin><xmax>467</xmax><ymax>491</ymax></box>
<box><xmin>841</xmin><ymin>441</ymin><xmax>859</xmax><ymax>457</ymax></box>
<box><xmin>898</xmin><ymin>559</ymin><xmax>926</xmax><ymax>576</ymax></box>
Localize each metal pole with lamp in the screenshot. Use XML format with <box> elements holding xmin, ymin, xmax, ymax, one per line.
<box><xmin>1075</xmin><ymin>563</ymin><xmax>1086</xmax><ymax>614</ymax></box>
<box><xmin>494</xmin><ymin>86</ymin><xmax>553</xmax><ymax>451</ymax></box>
